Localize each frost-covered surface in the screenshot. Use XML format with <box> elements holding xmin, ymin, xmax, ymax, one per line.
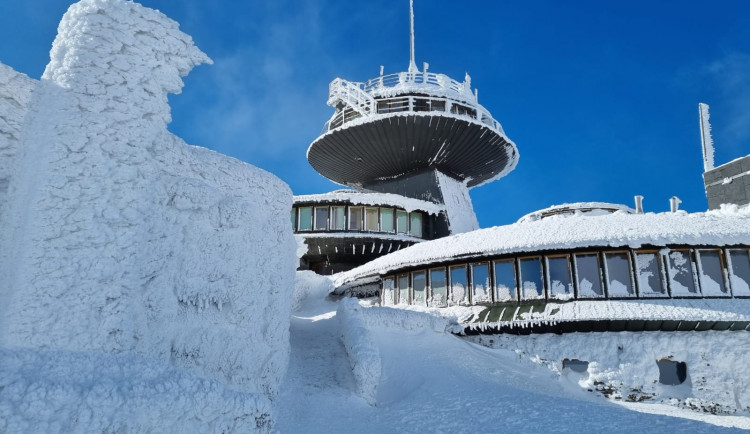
<box><xmin>0</xmin><ymin>0</ymin><xmax>296</xmax><ymax>431</ymax></box>
<box><xmin>0</xmin><ymin>64</ymin><xmax>35</xmax><ymax>224</ymax></box>
<box><xmin>337</xmin><ymin>298</ymin><xmax>381</xmax><ymax>405</ymax></box>
<box><xmin>0</xmin><ymin>348</ymin><xmax>273</xmax><ymax>433</ymax></box>
<box><xmin>336</xmin><ymin>205</ymin><xmax>750</xmax><ymax>287</ymax></box>
<box><xmin>435</xmin><ymin>170</ymin><xmax>479</xmax><ymax>233</ymax></box>
<box><xmin>699</xmin><ymin>102</ymin><xmax>714</xmax><ymax>172</ymax></box>
<box><xmin>470</xmin><ymin>331</ymin><xmax>750</xmax><ymax>416</ymax></box>
<box><xmin>295</xmin><ymin>189</ymin><xmax>445</xmax><ymax>215</ymax></box>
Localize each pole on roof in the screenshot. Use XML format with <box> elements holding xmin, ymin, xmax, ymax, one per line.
<box><xmin>699</xmin><ymin>102</ymin><xmax>715</xmax><ymax>172</ymax></box>
<box><xmin>409</xmin><ymin>0</ymin><xmax>417</xmax><ymax>73</ymax></box>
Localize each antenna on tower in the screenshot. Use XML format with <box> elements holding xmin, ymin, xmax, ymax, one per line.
<box><xmin>408</xmin><ymin>0</ymin><xmax>417</xmax><ymax>73</ymax></box>
<box><xmin>699</xmin><ymin>102</ymin><xmax>715</xmax><ymax>172</ymax></box>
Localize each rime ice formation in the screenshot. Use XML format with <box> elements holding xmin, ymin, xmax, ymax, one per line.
<box><xmin>436</xmin><ymin>171</ymin><xmax>479</xmax><ymax>233</ymax></box>
<box><xmin>0</xmin><ymin>0</ymin><xmax>296</xmax><ymax>432</ymax></box>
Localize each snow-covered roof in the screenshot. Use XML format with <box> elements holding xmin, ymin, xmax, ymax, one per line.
<box><xmin>294</xmin><ymin>190</ymin><xmax>445</xmax><ymax>215</ymax></box>
<box><xmin>518</xmin><ymin>202</ymin><xmax>634</xmax><ymax>223</ymax></box>
<box><xmin>336</xmin><ymin>205</ymin><xmax>750</xmax><ymax>286</ymax></box>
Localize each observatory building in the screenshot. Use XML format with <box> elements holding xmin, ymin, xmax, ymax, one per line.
<box><xmin>294</xmin><ymin>2</ymin><xmax>518</xmax><ymax>274</ymax></box>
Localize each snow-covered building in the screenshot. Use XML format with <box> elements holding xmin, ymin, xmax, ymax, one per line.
<box><xmin>296</xmin><ymin>1</ymin><xmax>518</xmax><ymax>273</ymax></box>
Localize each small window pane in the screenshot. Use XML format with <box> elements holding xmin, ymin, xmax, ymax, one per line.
<box><xmin>412</xmin><ymin>271</ymin><xmax>427</xmax><ymax>305</ymax></box>
<box><xmin>397</xmin><ymin>274</ymin><xmax>409</xmax><ymax>305</ymax></box>
<box><xmin>605</xmin><ymin>252</ymin><xmax>635</xmax><ymax>297</ymax></box>
<box><xmin>697</xmin><ymin>250</ymin><xmax>728</xmax><ymax>296</ymax></box>
<box><xmin>575</xmin><ymin>254</ymin><xmax>603</xmax><ymax>298</ymax></box>
<box><xmin>314</xmin><ymin>207</ymin><xmax>328</xmax><ymax>231</ymax></box>
<box><xmin>547</xmin><ymin>256</ymin><xmax>573</xmax><ymax>300</ymax></box>
<box><xmin>331</xmin><ymin>206</ymin><xmax>346</xmax><ymax>230</ymax></box>
<box><xmin>365</xmin><ymin>207</ymin><xmax>379</xmax><ymax>231</ymax></box>
<box><xmin>382</xmin><ymin>277</ymin><xmax>395</xmax><ymax>306</ymax></box>
<box><xmin>429</xmin><ymin>268</ymin><xmax>447</xmax><ymax>307</ymax></box>
<box><xmin>636</xmin><ymin>252</ymin><xmax>666</xmax><ymax>296</ymax></box>
<box><xmin>493</xmin><ymin>260</ymin><xmax>517</xmax><ymax>302</ymax></box>
<box><xmin>471</xmin><ymin>263</ymin><xmax>491</xmax><ymax>303</ymax></box>
<box><xmin>409</xmin><ymin>213</ymin><xmax>423</xmax><ymax>237</ymax></box>
<box><xmin>298</xmin><ymin>207</ymin><xmax>312</xmax><ymax>231</ymax></box>
<box><xmin>449</xmin><ymin>265</ymin><xmax>469</xmax><ymax>305</ymax></box>
<box><xmin>380</xmin><ymin>208</ymin><xmax>394</xmax><ymax>233</ymax></box>
<box><xmin>519</xmin><ymin>258</ymin><xmax>544</xmax><ymax>300</ymax></box>
<box><xmin>396</xmin><ymin>210</ymin><xmax>408</xmax><ymax>234</ymax></box>
<box><xmin>667</xmin><ymin>250</ymin><xmax>699</xmax><ymax>296</ymax></box>
<box><xmin>349</xmin><ymin>207</ymin><xmax>363</xmax><ymax>231</ymax></box>
<box><xmin>290</xmin><ymin>209</ymin><xmax>296</xmax><ymax>230</ymax></box>
<box><xmin>728</xmin><ymin>249</ymin><xmax>750</xmax><ymax>296</ymax></box>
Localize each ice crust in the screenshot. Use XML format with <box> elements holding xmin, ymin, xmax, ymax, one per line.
<box><xmin>295</xmin><ymin>189</ymin><xmax>445</xmax><ymax>215</ymax></box>
<box><xmin>0</xmin><ymin>0</ymin><xmax>296</xmax><ymax>431</ymax></box>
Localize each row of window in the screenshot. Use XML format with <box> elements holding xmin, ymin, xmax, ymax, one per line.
<box><xmin>292</xmin><ymin>205</ymin><xmax>423</xmax><ymax>237</ymax></box>
<box><xmin>381</xmin><ymin>247</ymin><xmax>750</xmax><ymax>307</ymax></box>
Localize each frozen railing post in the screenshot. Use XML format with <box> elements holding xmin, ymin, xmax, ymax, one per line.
<box><xmin>634</xmin><ymin>195</ymin><xmax>644</xmax><ymax>214</ymax></box>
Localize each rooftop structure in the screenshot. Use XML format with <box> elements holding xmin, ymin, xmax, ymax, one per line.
<box><xmin>296</xmin><ymin>0</ymin><xmax>518</xmax><ymax>273</ymax></box>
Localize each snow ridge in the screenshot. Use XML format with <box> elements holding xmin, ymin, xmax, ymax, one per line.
<box><xmin>337</xmin><ymin>298</ymin><xmax>382</xmax><ymax>405</ymax></box>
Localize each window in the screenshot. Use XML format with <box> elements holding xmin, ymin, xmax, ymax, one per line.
<box><xmin>429</xmin><ymin>268</ymin><xmax>448</xmax><ymax>307</ymax></box>
<box><xmin>728</xmin><ymin>249</ymin><xmax>750</xmax><ymax>296</ymax></box>
<box><xmin>471</xmin><ymin>263</ymin><xmax>491</xmax><ymax>303</ymax></box>
<box><xmin>298</xmin><ymin>207</ymin><xmax>312</xmax><ymax>231</ymax></box>
<box><xmin>574</xmin><ymin>253</ymin><xmax>604</xmax><ymax>298</ymax></box>
<box><xmin>493</xmin><ymin>260</ymin><xmax>517</xmax><ymax>302</ymax></box>
<box><xmin>519</xmin><ymin>257</ymin><xmax>544</xmax><ymax>300</ymax></box>
<box><xmin>409</xmin><ymin>213</ymin><xmax>423</xmax><ymax>237</ymax></box>
<box><xmin>382</xmin><ymin>277</ymin><xmax>395</xmax><ymax>306</ymax></box>
<box><xmin>290</xmin><ymin>208</ymin><xmax>296</xmax><ymax>230</ymax></box>
<box><xmin>380</xmin><ymin>208</ymin><xmax>394</xmax><ymax>233</ymax></box>
<box><xmin>546</xmin><ymin>255</ymin><xmax>573</xmax><ymax>300</ymax></box>
<box><xmin>635</xmin><ymin>251</ymin><xmax>666</xmax><ymax>297</ymax></box>
<box><xmin>667</xmin><ymin>250</ymin><xmax>699</xmax><ymax>296</ymax></box>
<box><xmin>331</xmin><ymin>206</ymin><xmax>346</xmax><ymax>230</ymax></box>
<box><xmin>396</xmin><ymin>210</ymin><xmax>408</xmax><ymax>234</ymax></box>
<box><xmin>397</xmin><ymin>274</ymin><xmax>409</xmax><ymax>305</ymax></box>
<box><xmin>696</xmin><ymin>249</ymin><xmax>728</xmax><ymax>296</ymax></box>
<box><xmin>449</xmin><ymin>265</ymin><xmax>469</xmax><ymax>305</ymax></box>
<box><xmin>349</xmin><ymin>206</ymin><xmax>363</xmax><ymax>231</ymax></box>
<box><xmin>365</xmin><ymin>207</ymin><xmax>379</xmax><ymax>232</ymax></box>
<box><xmin>656</xmin><ymin>359</ymin><xmax>687</xmax><ymax>385</ymax></box>
<box><xmin>314</xmin><ymin>207</ymin><xmax>328</xmax><ymax>231</ymax></box>
<box><xmin>604</xmin><ymin>252</ymin><xmax>635</xmax><ymax>297</ymax></box>
<box><xmin>412</xmin><ymin>271</ymin><xmax>427</xmax><ymax>306</ymax></box>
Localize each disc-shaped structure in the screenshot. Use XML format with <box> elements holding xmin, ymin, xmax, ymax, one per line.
<box><xmin>307</xmin><ymin>113</ymin><xmax>518</xmax><ymax>189</ymax></box>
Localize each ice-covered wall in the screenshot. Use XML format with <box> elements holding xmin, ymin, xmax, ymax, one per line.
<box><xmin>0</xmin><ymin>0</ymin><xmax>296</xmax><ymax>431</ymax></box>
<box><xmin>435</xmin><ymin>171</ymin><xmax>479</xmax><ymax>233</ymax></box>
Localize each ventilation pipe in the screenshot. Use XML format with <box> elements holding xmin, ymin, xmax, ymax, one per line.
<box><xmin>634</xmin><ymin>195</ymin><xmax>644</xmax><ymax>214</ymax></box>
<box><xmin>670</xmin><ymin>196</ymin><xmax>682</xmax><ymax>213</ymax></box>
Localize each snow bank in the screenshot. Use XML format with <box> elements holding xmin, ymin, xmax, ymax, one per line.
<box><xmin>0</xmin><ymin>348</ymin><xmax>273</xmax><ymax>433</ymax></box>
<box><xmin>337</xmin><ymin>298</ymin><xmax>381</xmax><ymax>405</ymax></box>
<box><xmin>293</xmin><ymin>271</ymin><xmax>334</xmax><ymax>311</ymax></box>
<box><xmin>470</xmin><ymin>331</ymin><xmax>750</xmax><ymax>415</ymax></box>
<box><xmin>0</xmin><ymin>0</ymin><xmax>296</xmax><ymax>431</ymax></box>
<box><xmin>336</xmin><ymin>205</ymin><xmax>750</xmax><ymax>286</ymax></box>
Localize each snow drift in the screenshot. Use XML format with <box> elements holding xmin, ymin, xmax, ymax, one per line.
<box><xmin>0</xmin><ymin>0</ymin><xmax>296</xmax><ymax>431</ymax></box>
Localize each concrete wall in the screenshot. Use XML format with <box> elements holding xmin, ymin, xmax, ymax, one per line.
<box><xmin>704</xmin><ymin>154</ymin><xmax>750</xmax><ymax>210</ymax></box>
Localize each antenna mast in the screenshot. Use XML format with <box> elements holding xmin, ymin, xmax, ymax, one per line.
<box><xmin>699</xmin><ymin>102</ymin><xmax>715</xmax><ymax>172</ymax></box>
<box><xmin>408</xmin><ymin>0</ymin><xmax>417</xmax><ymax>73</ymax></box>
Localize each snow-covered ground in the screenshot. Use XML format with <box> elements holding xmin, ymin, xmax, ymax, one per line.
<box><xmin>276</xmin><ymin>281</ymin><xmax>750</xmax><ymax>432</ymax></box>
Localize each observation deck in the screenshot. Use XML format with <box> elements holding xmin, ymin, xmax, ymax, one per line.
<box><xmin>307</xmin><ymin>70</ymin><xmax>519</xmax><ymax>189</ymax></box>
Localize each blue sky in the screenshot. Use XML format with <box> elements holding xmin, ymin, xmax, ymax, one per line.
<box><xmin>1</xmin><ymin>0</ymin><xmax>749</xmax><ymax>226</ymax></box>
